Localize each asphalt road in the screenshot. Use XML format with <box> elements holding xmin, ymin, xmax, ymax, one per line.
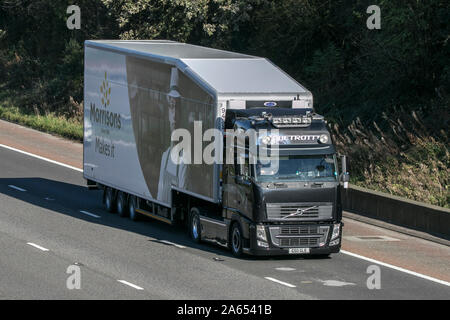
<box><xmin>0</xmin><ymin>146</ymin><xmax>449</xmax><ymax>299</ymax></box>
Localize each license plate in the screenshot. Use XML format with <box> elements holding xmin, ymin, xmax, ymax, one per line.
<box><xmin>289</xmin><ymin>248</ymin><xmax>310</xmax><ymax>254</ymax></box>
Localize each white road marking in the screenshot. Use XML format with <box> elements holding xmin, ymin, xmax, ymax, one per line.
<box><xmin>264</xmin><ymin>277</ymin><xmax>296</xmax><ymax>288</ymax></box>
<box><xmin>0</xmin><ymin>143</ymin><xmax>83</xmax><ymax>172</ymax></box>
<box><xmin>27</xmin><ymin>242</ymin><xmax>49</xmax><ymax>252</ymax></box>
<box><xmin>3</xmin><ymin>144</ymin><xmax>449</xmax><ymax>287</ymax></box>
<box><xmin>275</xmin><ymin>267</ymin><xmax>296</xmax><ymax>271</ymax></box>
<box><xmin>319</xmin><ymin>279</ymin><xmax>356</xmax><ymax>287</ymax></box>
<box><xmin>341</xmin><ymin>250</ymin><xmax>450</xmax><ymax>287</ymax></box>
<box><xmin>79</xmin><ymin>210</ymin><xmax>101</xmax><ymax>218</ymax></box>
<box><xmin>344</xmin><ymin>235</ymin><xmax>400</xmax><ymax>242</ymax></box>
<box><xmin>8</xmin><ymin>185</ymin><xmax>26</xmax><ymax>192</ymax></box>
<box><xmin>159</xmin><ymin>240</ymin><xmax>186</xmax><ymax>249</ymax></box>
<box><xmin>117</xmin><ymin>280</ymin><xmax>144</xmax><ymax>290</ymax></box>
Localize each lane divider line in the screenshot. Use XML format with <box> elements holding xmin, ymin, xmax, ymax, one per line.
<box><xmin>264</xmin><ymin>277</ymin><xmax>296</xmax><ymax>288</ymax></box>
<box><xmin>0</xmin><ymin>143</ymin><xmax>83</xmax><ymax>172</ymax></box>
<box><xmin>341</xmin><ymin>250</ymin><xmax>450</xmax><ymax>287</ymax></box>
<box><xmin>117</xmin><ymin>280</ymin><xmax>144</xmax><ymax>290</ymax></box>
<box><xmin>27</xmin><ymin>242</ymin><xmax>49</xmax><ymax>252</ymax></box>
<box><xmin>158</xmin><ymin>240</ymin><xmax>186</xmax><ymax>249</ymax></box>
<box><xmin>8</xmin><ymin>185</ymin><xmax>27</xmax><ymax>192</ymax></box>
<box><xmin>79</xmin><ymin>210</ymin><xmax>101</xmax><ymax>219</ymax></box>
<box><xmin>3</xmin><ymin>143</ymin><xmax>450</xmax><ymax>287</ymax></box>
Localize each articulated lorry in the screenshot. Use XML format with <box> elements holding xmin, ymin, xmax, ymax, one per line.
<box><xmin>83</xmin><ymin>40</ymin><xmax>349</xmax><ymax>257</ymax></box>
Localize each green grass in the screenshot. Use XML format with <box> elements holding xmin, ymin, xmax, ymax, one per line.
<box><xmin>0</xmin><ymin>104</ymin><xmax>83</xmax><ymax>141</ymax></box>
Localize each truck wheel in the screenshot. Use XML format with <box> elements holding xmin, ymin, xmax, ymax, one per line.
<box><xmin>230</xmin><ymin>223</ymin><xmax>243</xmax><ymax>257</ymax></box>
<box><xmin>104</xmin><ymin>187</ymin><xmax>116</xmax><ymax>213</ymax></box>
<box><xmin>128</xmin><ymin>195</ymin><xmax>139</xmax><ymax>221</ymax></box>
<box><xmin>116</xmin><ymin>191</ymin><xmax>128</xmax><ymax>217</ymax></box>
<box><xmin>189</xmin><ymin>208</ymin><xmax>201</xmax><ymax>243</ymax></box>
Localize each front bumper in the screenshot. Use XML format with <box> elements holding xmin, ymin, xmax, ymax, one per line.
<box><xmin>245</xmin><ymin>223</ymin><xmax>342</xmax><ymax>256</ymax></box>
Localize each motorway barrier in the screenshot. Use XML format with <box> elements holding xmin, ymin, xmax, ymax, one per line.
<box><xmin>341</xmin><ymin>184</ymin><xmax>450</xmax><ymax>240</ymax></box>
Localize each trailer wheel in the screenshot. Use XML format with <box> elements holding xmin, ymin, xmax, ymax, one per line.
<box><xmin>104</xmin><ymin>187</ymin><xmax>116</xmax><ymax>213</ymax></box>
<box><xmin>128</xmin><ymin>196</ymin><xmax>139</xmax><ymax>221</ymax></box>
<box><xmin>189</xmin><ymin>208</ymin><xmax>201</xmax><ymax>243</ymax></box>
<box><xmin>116</xmin><ymin>191</ymin><xmax>128</xmax><ymax>217</ymax></box>
<box><xmin>230</xmin><ymin>222</ymin><xmax>243</xmax><ymax>257</ymax></box>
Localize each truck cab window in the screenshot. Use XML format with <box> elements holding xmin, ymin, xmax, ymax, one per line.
<box><xmin>256</xmin><ymin>154</ymin><xmax>337</xmax><ymax>182</ymax></box>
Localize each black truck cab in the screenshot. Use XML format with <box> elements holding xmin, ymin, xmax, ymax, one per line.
<box><xmin>219</xmin><ymin>107</ymin><xmax>346</xmax><ymax>257</ymax></box>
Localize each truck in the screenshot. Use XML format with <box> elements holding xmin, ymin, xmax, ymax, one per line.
<box><xmin>83</xmin><ymin>40</ymin><xmax>349</xmax><ymax>257</ymax></box>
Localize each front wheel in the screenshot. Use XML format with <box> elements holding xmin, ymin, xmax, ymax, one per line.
<box><xmin>230</xmin><ymin>223</ymin><xmax>243</xmax><ymax>257</ymax></box>
<box><xmin>189</xmin><ymin>208</ymin><xmax>201</xmax><ymax>243</ymax></box>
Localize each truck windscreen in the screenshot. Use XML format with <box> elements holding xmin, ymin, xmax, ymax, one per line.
<box><xmin>255</xmin><ymin>154</ymin><xmax>337</xmax><ymax>182</ymax></box>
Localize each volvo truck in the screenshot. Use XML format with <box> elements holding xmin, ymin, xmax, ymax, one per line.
<box><xmin>83</xmin><ymin>40</ymin><xmax>349</xmax><ymax>257</ymax></box>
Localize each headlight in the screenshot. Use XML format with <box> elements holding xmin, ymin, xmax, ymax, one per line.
<box><xmin>257</xmin><ymin>240</ymin><xmax>269</xmax><ymax>248</ymax></box>
<box><xmin>331</xmin><ymin>223</ymin><xmax>340</xmax><ymax>240</ymax></box>
<box><xmin>329</xmin><ymin>238</ymin><xmax>340</xmax><ymax>246</ymax></box>
<box><xmin>319</xmin><ymin>134</ymin><xmax>329</xmax><ymax>144</ymax></box>
<box><xmin>256</xmin><ymin>224</ymin><xmax>267</xmax><ymax>241</ymax></box>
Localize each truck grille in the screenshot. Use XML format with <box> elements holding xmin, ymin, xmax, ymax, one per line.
<box><xmin>280</xmin><ymin>225</ymin><xmax>319</xmax><ymax>235</ymax></box>
<box><xmin>269</xmin><ymin>225</ymin><xmax>330</xmax><ymax>248</ymax></box>
<box><xmin>266</xmin><ymin>202</ymin><xmax>332</xmax><ymax>221</ymax></box>
<box><xmin>280</xmin><ymin>237</ymin><xmax>318</xmax><ymax>247</ymax></box>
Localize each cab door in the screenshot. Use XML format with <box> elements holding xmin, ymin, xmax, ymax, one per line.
<box><xmin>224</xmin><ymin>158</ymin><xmax>253</xmax><ymax>220</ymax></box>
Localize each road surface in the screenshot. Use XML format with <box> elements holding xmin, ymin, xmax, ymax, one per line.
<box><xmin>0</xmin><ymin>120</ymin><xmax>449</xmax><ymax>299</ymax></box>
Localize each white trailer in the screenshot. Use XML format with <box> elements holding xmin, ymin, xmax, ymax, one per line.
<box><xmin>83</xmin><ymin>40</ymin><xmax>312</xmax><ymax>217</ymax></box>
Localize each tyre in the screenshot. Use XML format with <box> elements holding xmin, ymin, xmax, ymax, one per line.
<box><xmin>116</xmin><ymin>191</ymin><xmax>128</xmax><ymax>217</ymax></box>
<box><xmin>230</xmin><ymin>222</ymin><xmax>243</xmax><ymax>257</ymax></box>
<box><xmin>104</xmin><ymin>187</ymin><xmax>116</xmax><ymax>213</ymax></box>
<box><xmin>189</xmin><ymin>207</ymin><xmax>201</xmax><ymax>243</ymax></box>
<box><xmin>128</xmin><ymin>195</ymin><xmax>139</xmax><ymax>221</ymax></box>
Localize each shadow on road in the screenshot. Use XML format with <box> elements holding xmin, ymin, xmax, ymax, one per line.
<box><xmin>0</xmin><ymin>177</ymin><xmax>327</xmax><ymax>261</ymax></box>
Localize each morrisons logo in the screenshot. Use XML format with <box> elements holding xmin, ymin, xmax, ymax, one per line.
<box><xmin>90</xmin><ymin>72</ymin><xmax>122</xmax><ymax>129</ymax></box>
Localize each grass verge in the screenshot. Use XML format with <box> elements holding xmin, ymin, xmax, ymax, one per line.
<box><xmin>0</xmin><ymin>105</ymin><xmax>82</xmax><ymax>141</ymax></box>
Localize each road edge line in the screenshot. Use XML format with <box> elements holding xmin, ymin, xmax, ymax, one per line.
<box><xmin>341</xmin><ymin>249</ymin><xmax>450</xmax><ymax>287</ymax></box>
<box><xmin>3</xmin><ymin>142</ymin><xmax>450</xmax><ymax>288</ymax></box>
<box><xmin>0</xmin><ymin>143</ymin><xmax>83</xmax><ymax>173</ymax></box>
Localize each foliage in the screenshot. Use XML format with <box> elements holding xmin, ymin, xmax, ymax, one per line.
<box><xmin>0</xmin><ymin>0</ymin><xmax>448</xmax><ymax>206</ymax></box>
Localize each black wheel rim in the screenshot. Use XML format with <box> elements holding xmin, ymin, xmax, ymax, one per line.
<box><xmin>117</xmin><ymin>196</ymin><xmax>123</xmax><ymax>213</ymax></box>
<box><xmin>232</xmin><ymin>227</ymin><xmax>241</xmax><ymax>253</ymax></box>
<box><xmin>192</xmin><ymin>214</ymin><xmax>199</xmax><ymax>239</ymax></box>
<box><xmin>129</xmin><ymin>199</ymin><xmax>135</xmax><ymax>218</ymax></box>
<box><xmin>106</xmin><ymin>190</ymin><xmax>112</xmax><ymax>210</ymax></box>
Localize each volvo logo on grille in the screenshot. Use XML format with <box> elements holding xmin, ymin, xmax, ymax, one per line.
<box><xmin>282</xmin><ymin>206</ymin><xmax>318</xmax><ymax>219</ymax></box>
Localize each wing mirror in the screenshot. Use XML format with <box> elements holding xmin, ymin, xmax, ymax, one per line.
<box><xmin>340</xmin><ymin>155</ymin><xmax>350</xmax><ymax>189</ymax></box>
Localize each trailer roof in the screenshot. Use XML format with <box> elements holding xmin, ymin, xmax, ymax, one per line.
<box><xmin>86</xmin><ymin>40</ymin><xmax>309</xmax><ymax>95</ymax></box>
